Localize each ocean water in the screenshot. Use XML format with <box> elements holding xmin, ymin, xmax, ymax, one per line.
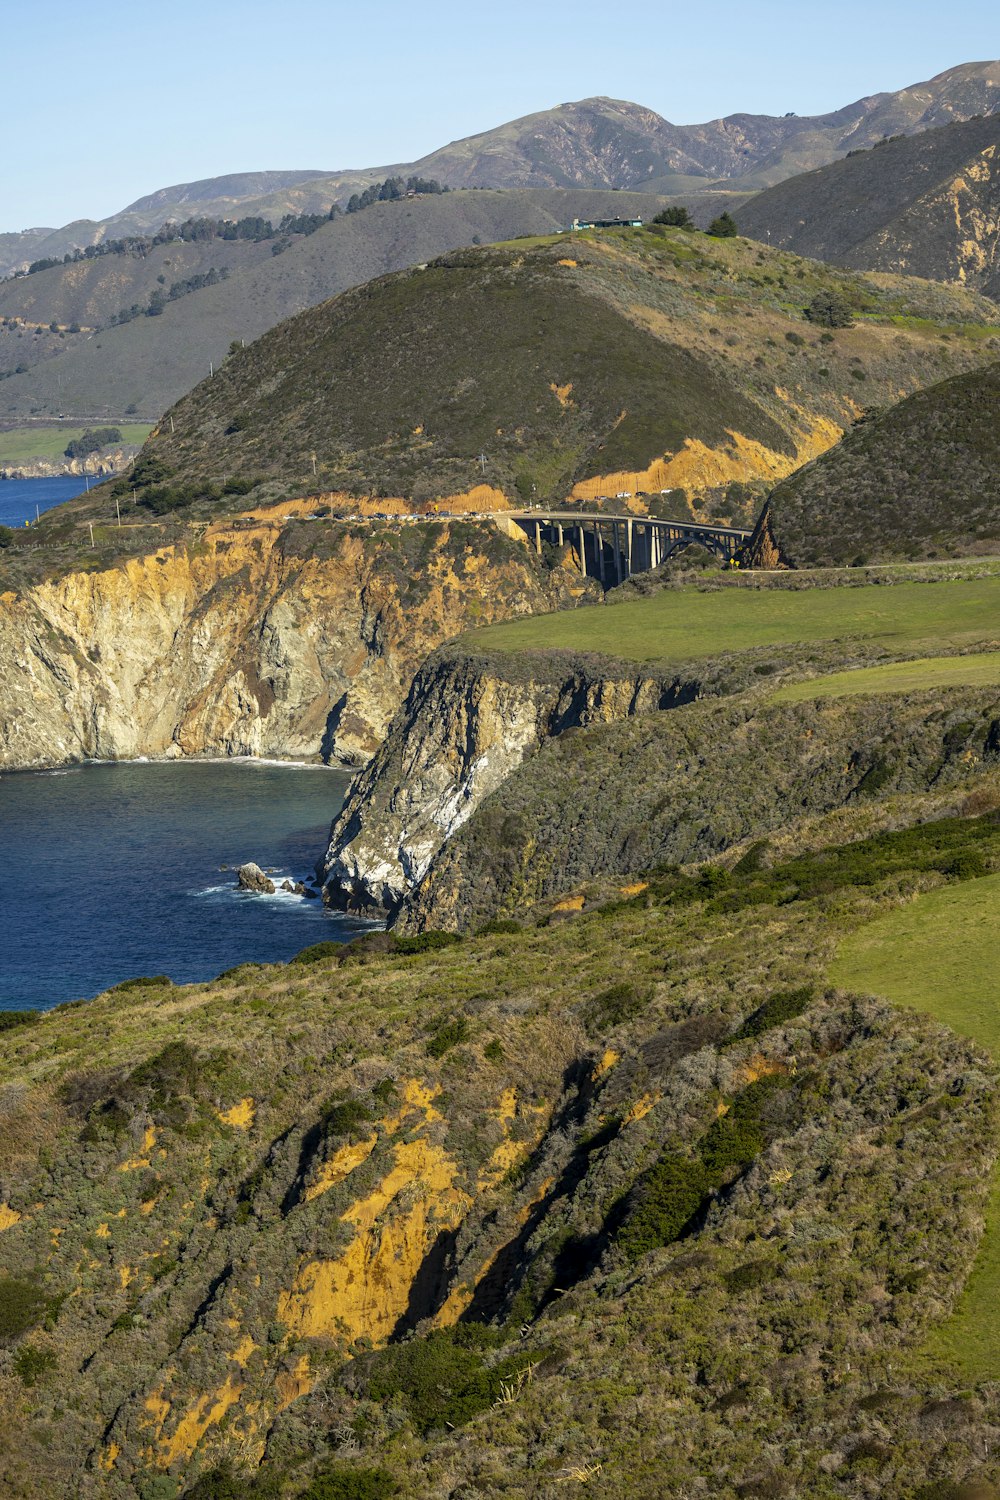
<box><xmin>0</xmin><ymin>760</ymin><xmax>373</xmax><ymax>1011</ymax></box>
<box><xmin>0</xmin><ymin>474</ymin><xmax>89</xmax><ymax>528</ymax></box>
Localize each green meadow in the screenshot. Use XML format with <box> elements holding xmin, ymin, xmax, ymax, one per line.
<box><xmin>0</xmin><ymin>424</ymin><xmax>152</xmax><ymax>465</ymax></box>
<box><xmin>772</xmin><ymin>651</ymin><xmax>1000</xmax><ymax>702</ymax></box>
<box><xmin>831</xmin><ymin>873</ymin><xmax>1000</xmax><ymax>1382</ymax></box>
<box><xmin>464</xmin><ymin>573</ymin><xmax>1000</xmax><ymax>665</ymax></box>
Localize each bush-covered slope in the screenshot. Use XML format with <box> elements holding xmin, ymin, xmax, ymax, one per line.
<box><xmin>92</xmin><ymin>229</ymin><xmax>1000</xmax><ymax>518</ymax></box>
<box><xmin>741</xmin><ymin>113</ymin><xmax>1000</xmax><ymax>298</ymax></box>
<box><xmin>2</xmin><ymin>804</ymin><xmax>1000</xmax><ymax>1497</ymax></box>
<box><xmin>0</xmin><ymin>189</ymin><xmax>676</xmax><ymax>421</ymax></box>
<box><xmin>756</xmin><ymin>362</ymin><xmax>1000</xmax><ymax>566</ymax></box>
<box><xmin>401</xmin><ymin>680</ymin><xmax>1000</xmax><ymax>930</ymax></box>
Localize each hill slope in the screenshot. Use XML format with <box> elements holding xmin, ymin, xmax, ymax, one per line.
<box><xmin>1</xmin><ymin>751</ymin><xmax>999</xmax><ymax>1496</ymax></box>
<box><xmin>0</xmin><ymin>189</ymin><xmax>679</xmax><ymax>420</ymax></box>
<box><xmin>753</xmin><ymin>362</ymin><xmax>1000</xmax><ymax>566</ymax></box>
<box><xmin>104</xmin><ymin>227</ymin><xmax>1000</xmax><ymax>515</ymax></box>
<box><xmin>741</xmin><ymin>113</ymin><xmax>1000</xmax><ymax>298</ymax></box>
<box><xmin>2</xmin><ymin>61</ymin><xmax>998</xmax><ymax>276</ymax></box>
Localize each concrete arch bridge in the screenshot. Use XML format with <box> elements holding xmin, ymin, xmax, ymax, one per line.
<box><xmin>503</xmin><ymin>511</ymin><xmax>752</xmax><ymax>584</ymax></box>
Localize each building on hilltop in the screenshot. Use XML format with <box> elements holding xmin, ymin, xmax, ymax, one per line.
<box><xmin>564</xmin><ymin>216</ymin><xmax>644</xmax><ymax>231</ymax></box>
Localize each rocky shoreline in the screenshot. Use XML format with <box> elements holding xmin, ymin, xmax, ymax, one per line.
<box><xmin>0</xmin><ymin>445</ymin><xmax>140</xmax><ymax>481</ymax></box>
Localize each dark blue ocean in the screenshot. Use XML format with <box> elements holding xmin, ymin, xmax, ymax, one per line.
<box><xmin>0</xmin><ymin>474</ymin><xmax>89</xmax><ymax>528</ymax></box>
<box><xmin>0</xmin><ymin>760</ymin><xmax>371</xmax><ymax>1011</ymax></box>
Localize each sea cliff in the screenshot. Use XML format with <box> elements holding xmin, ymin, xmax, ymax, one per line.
<box><xmin>0</xmin><ymin>517</ymin><xmax>593</xmax><ymax>770</ymax></box>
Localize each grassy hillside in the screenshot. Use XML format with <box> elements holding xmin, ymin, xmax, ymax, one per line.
<box><xmin>85</xmin><ymin>228</ymin><xmax>1000</xmax><ymax>520</ymax></box>
<box><xmin>772</xmin><ymin>651</ymin><xmax>1000</xmax><ymax>701</ymax></box>
<box><xmin>832</xmin><ymin>873</ymin><xmax>1000</xmax><ymax>1382</ymax></box>
<box><xmin>758</xmin><ymin>362</ymin><xmax>1000</xmax><ymax>566</ymax></box>
<box><xmin>0</xmin><ymin>423</ymin><xmax>151</xmax><ymax>465</ymax></box>
<box><xmin>0</xmin><ymin>190</ymin><xmax>679</xmax><ymax>422</ymax></box>
<box><xmin>2</xmin><ymin>797</ymin><xmax>1000</xmax><ymax>1496</ymax></box>
<box><xmin>741</xmin><ymin>113</ymin><xmax>1000</xmax><ymax>299</ymax></box>
<box><xmin>462</xmin><ymin>569</ymin><xmax>1000</xmax><ymax>663</ymax></box>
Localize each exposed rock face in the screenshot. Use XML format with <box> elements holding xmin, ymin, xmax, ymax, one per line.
<box><xmin>0</xmin><ymin>446</ymin><xmax>140</xmax><ymax>481</ymax></box>
<box><xmin>0</xmin><ymin>516</ymin><xmax>593</xmax><ymax>771</ymax></box>
<box><xmin>321</xmin><ymin>650</ymin><xmax>689</xmax><ymax>915</ymax></box>
<box><xmin>237</xmin><ymin>863</ymin><xmax>274</xmax><ymax>894</ymax></box>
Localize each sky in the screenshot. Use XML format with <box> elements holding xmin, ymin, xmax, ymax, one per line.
<box><xmin>4</xmin><ymin>0</ymin><xmax>999</xmax><ymax>231</ymax></box>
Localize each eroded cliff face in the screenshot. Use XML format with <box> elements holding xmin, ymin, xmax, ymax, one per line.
<box><xmin>0</xmin><ymin>518</ymin><xmax>593</xmax><ymax>770</ymax></box>
<box><xmin>321</xmin><ymin>650</ymin><xmax>689</xmax><ymax>914</ymax></box>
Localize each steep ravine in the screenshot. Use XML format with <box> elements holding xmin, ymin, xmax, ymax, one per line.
<box><xmin>0</xmin><ymin>518</ymin><xmax>592</xmax><ymax>771</ymax></box>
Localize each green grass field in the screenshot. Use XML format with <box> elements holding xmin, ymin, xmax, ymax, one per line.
<box><xmin>465</xmin><ymin>575</ymin><xmax>1000</xmax><ymax>664</ymax></box>
<box><xmin>0</xmin><ymin>424</ymin><xmax>151</xmax><ymax>465</ymax></box>
<box><xmin>772</xmin><ymin>651</ymin><xmax>1000</xmax><ymax>702</ymax></box>
<box><xmin>831</xmin><ymin>873</ymin><xmax>1000</xmax><ymax>1382</ymax></box>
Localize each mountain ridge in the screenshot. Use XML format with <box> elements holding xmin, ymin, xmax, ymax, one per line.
<box><xmin>3</xmin><ymin>60</ymin><xmax>998</xmax><ymax>277</ymax></box>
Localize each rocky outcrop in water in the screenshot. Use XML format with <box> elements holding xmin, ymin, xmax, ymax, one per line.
<box><xmin>236</xmin><ymin>863</ymin><xmax>274</xmax><ymax>894</ymax></box>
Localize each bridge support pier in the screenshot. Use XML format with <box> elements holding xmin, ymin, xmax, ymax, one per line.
<box><xmin>533</xmin><ymin>520</ymin><xmax>541</xmax><ymax>556</ymax></box>
<box><xmin>577</xmin><ymin>524</ymin><xmax>587</xmax><ymax>578</ymax></box>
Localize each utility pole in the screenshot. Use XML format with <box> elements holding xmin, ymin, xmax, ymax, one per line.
<box><xmin>88</xmin><ymin>523</ymin><xmax>94</xmax><ymax>546</ymax></box>
<box><xmin>478</xmin><ymin>452</ymin><xmax>487</xmax><ymax>475</ymax></box>
<box><xmin>170</xmin><ymin>415</ymin><xmax>175</xmax><ymax>434</ymax></box>
<box><xmin>115</xmin><ymin>494</ymin><xmax>121</xmax><ymax>527</ymax></box>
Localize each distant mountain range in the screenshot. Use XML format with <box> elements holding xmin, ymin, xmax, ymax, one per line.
<box><xmin>2</xmin><ymin>61</ymin><xmax>997</xmax><ymax>278</ymax></box>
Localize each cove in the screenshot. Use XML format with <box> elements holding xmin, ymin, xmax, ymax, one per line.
<box><xmin>0</xmin><ymin>759</ymin><xmax>370</xmax><ymax>1011</ymax></box>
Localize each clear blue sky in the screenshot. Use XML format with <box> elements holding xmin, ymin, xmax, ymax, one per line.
<box><xmin>5</xmin><ymin>0</ymin><xmax>999</xmax><ymax>230</ymax></box>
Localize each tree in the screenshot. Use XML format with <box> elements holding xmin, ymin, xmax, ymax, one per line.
<box><xmin>707</xmin><ymin>212</ymin><xmax>738</xmax><ymax>238</ymax></box>
<box><xmin>652</xmin><ymin>206</ymin><xmax>694</xmax><ymax>228</ymax></box>
<box><xmin>805</xmin><ymin>290</ymin><xmax>854</xmax><ymax>328</ymax></box>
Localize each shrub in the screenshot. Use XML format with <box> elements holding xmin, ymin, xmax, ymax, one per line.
<box><xmin>478</xmin><ymin>918</ymin><xmax>521</xmax><ymax>936</ymax></box>
<box><xmin>707</xmin><ymin>212</ymin><xmax>738</xmax><ymax>238</ymax></box>
<box><xmin>65</xmin><ymin>427</ymin><xmax>121</xmax><ymax>459</ymax></box>
<box><xmin>363</xmin><ymin>1325</ymin><xmax>522</xmax><ymax>1435</ymax></box>
<box><xmin>290</xmin><ymin>940</ymin><xmax>343</xmax><ymax>965</ymax></box>
<box><xmin>652</xmin><ymin>206</ymin><xmax>694</xmax><ymax>228</ymax></box>
<box><xmin>805</xmin><ymin>291</ymin><xmax>854</xmax><ymax>328</ymax></box>
<box><xmin>0</xmin><ymin>1009</ymin><xmax>39</xmax><ymax>1033</ymax></box>
<box><xmin>393</xmin><ymin>930</ymin><xmax>460</xmax><ymax>955</ymax></box>
<box><xmin>729</xmin><ymin>987</ymin><xmax>813</xmax><ymax>1044</ymax></box>
<box><xmin>302</xmin><ymin>1465</ymin><xmax>397</xmax><ymax>1499</ymax></box>
<box><xmin>427</xmin><ymin>1018</ymin><xmax>469</xmax><ymax>1058</ymax></box>
<box><xmin>724</xmin><ymin>1258</ymin><xmax>779</xmax><ymax>1293</ymax></box>
<box><xmin>948</xmin><ymin>850</ymin><xmax>988</xmax><ymax>879</ymax></box>
<box><xmin>13</xmin><ymin>1344</ymin><xmax>57</xmax><ymax>1386</ymax></box>
<box><xmin>585</xmin><ymin>982</ymin><xmax>651</xmax><ymax>1030</ymax></box>
<box><xmin>0</xmin><ymin>1277</ymin><xmax>46</xmax><ymax>1343</ymax></box>
<box><xmin>107</xmin><ymin>975</ymin><xmax>171</xmax><ymax>993</ymax></box>
<box><xmin>616</xmin><ymin>1152</ymin><xmax>710</xmax><ymax>1260</ymax></box>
